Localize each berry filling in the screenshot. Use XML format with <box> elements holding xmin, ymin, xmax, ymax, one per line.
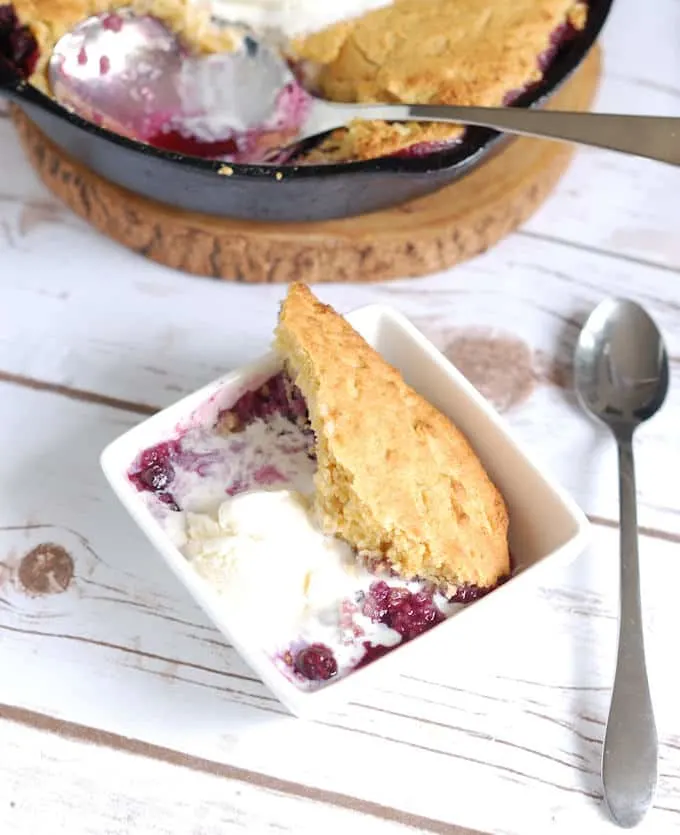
<box><xmin>289</xmin><ymin>577</ymin><xmax>501</xmax><ymax>683</ymax></box>
<box><xmin>128</xmin><ymin>372</ymin><xmax>313</xmax><ymax>510</ymax></box>
<box><xmin>215</xmin><ymin>371</ymin><xmax>309</xmax><ymax>434</ymax></box>
<box><xmin>143</xmin><ymin>128</ymin><xmax>240</xmax><ymax>160</ymax></box>
<box><xmin>128</xmin><ymin>440</ymin><xmax>182</xmax><ymax>511</ymax></box>
<box><xmin>0</xmin><ymin>4</ymin><xmax>39</xmax><ymax>78</ymax></box>
<box><xmin>362</xmin><ymin>581</ymin><xmax>444</xmax><ymax>641</ymax></box>
<box><xmin>294</xmin><ymin>643</ymin><xmax>338</xmax><ymax>681</ymax></box>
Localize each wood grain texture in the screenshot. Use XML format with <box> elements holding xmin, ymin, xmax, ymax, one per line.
<box><xmin>0</xmin><ymin>383</ymin><xmax>678</xmax><ymax>835</ymax></box>
<box><xmin>1</xmin><ymin>0</ymin><xmax>680</xmax><ymax>829</ymax></box>
<box><xmin>10</xmin><ymin>48</ymin><xmax>600</xmax><ymax>284</ymax></box>
<box><xmin>0</xmin><ymin>713</ymin><xmax>438</xmax><ymax>835</ymax></box>
<box><xmin>4</xmin><ymin>227</ymin><xmax>680</xmax><ymax>537</ymax></box>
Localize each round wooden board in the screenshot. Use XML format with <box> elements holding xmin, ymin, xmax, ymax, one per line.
<box><xmin>12</xmin><ymin>46</ymin><xmax>600</xmax><ymax>284</ymax></box>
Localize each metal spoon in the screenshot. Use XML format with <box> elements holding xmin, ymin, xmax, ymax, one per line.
<box><xmin>574</xmin><ymin>298</ymin><xmax>667</xmax><ymax>828</ymax></box>
<box><xmin>45</xmin><ymin>14</ymin><xmax>680</xmax><ymax>166</ymax></box>
<box><xmin>46</xmin><ymin>9</ymin><xmax>295</xmax><ymax>151</ymax></box>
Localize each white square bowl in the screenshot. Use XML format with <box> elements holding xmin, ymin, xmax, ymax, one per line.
<box><xmin>100</xmin><ymin>303</ymin><xmax>590</xmax><ymax>718</ymax></box>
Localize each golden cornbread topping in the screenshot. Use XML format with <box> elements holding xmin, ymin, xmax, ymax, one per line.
<box><xmin>290</xmin><ymin>0</ymin><xmax>588</xmax><ymax>161</ymax></box>
<box><xmin>275</xmin><ymin>283</ymin><xmax>510</xmax><ymax>593</ymax></box>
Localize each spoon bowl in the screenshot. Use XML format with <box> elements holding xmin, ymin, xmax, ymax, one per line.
<box><xmin>574</xmin><ymin>298</ymin><xmax>667</xmax><ymax>828</ymax></box>
<box><xmin>575</xmin><ymin>298</ymin><xmax>670</xmax><ymax>430</ymax></box>
<box><xmin>48</xmin><ymin>11</ymin><xmax>185</xmax><ymax>141</ymax></box>
<box><xmin>47</xmin><ymin>10</ymin><xmax>307</xmax><ymax>160</ymax></box>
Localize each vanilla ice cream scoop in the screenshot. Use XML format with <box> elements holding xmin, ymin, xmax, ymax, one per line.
<box><xmin>211</xmin><ymin>0</ymin><xmax>393</xmax><ymax>37</ymax></box>
<box><xmin>185</xmin><ymin>489</ymin><xmax>358</xmax><ymax>645</ymax></box>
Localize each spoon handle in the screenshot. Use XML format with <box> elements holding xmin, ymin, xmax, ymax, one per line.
<box><xmin>603</xmin><ymin>434</ymin><xmax>658</xmax><ymax>827</ymax></box>
<box><xmin>309</xmin><ymin>100</ymin><xmax>680</xmax><ymax>168</ymax></box>
<box><xmin>408</xmin><ymin>106</ymin><xmax>680</xmax><ymax>168</ymax></box>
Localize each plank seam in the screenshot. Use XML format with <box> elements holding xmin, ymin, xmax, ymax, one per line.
<box><xmin>2</xmin><ymin>374</ymin><xmax>680</xmax><ymax>544</ymax></box>
<box><xmin>0</xmin><ymin>702</ymin><xmax>484</xmax><ymax>835</ymax></box>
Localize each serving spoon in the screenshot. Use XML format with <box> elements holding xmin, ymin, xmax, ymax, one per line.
<box><xmin>34</xmin><ymin>11</ymin><xmax>680</xmax><ymax>166</ymax></box>
<box><xmin>574</xmin><ymin>298</ymin><xmax>667</xmax><ymax>828</ymax></box>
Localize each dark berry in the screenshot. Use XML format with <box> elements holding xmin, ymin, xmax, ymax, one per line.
<box><xmin>361</xmin><ymin>581</ymin><xmax>444</xmax><ymax>641</ymax></box>
<box><xmin>387</xmin><ymin>587</ymin><xmax>410</xmax><ymax>611</ymax></box>
<box><xmin>362</xmin><ymin>594</ymin><xmax>388</xmax><ymax>623</ymax></box>
<box><xmin>0</xmin><ymin>6</ymin><xmax>39</xmax><ymax>79</ymax></box>
<box><xmin>370</xmin><ymin>580</ymin><xmax>391</xmax><ymax>604</ymax></box>
<box><xmin>294</xmin><ymin>643</ymin><xmax>338</xmax><ymax>681</ymax></box>
<box><xmin>138</xmin><ymin>461</ymin><xmax>173</xmax><ymax>491</ymax></box>
<box><xmin>129</xmin><ymin>441</ymin><xmax>180</xmax><ymax>509</ymax></box>
<box><xmin>390</xmin><ymin>599</ymin><xmax>440</xmax><ymax>640</ymax></box>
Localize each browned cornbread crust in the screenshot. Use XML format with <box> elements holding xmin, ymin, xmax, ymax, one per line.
<box><xmin>12</xmin><ymin>0</ymin><xmax>235</xmax><ymax>94</ymax></box>
<box><xmin>293</xmin><ymin>0</ymin><xmax>587</xmax><ymax>162</ymax></box>
<box><xmin>301</xmin><ymin>118</ymin><xmax>463</xmax><ymax>165</ymax></box>
<box><xmin>275</xmin><ymin>283</ymin><xmax>510</xmax><ymax>592</ymax></box>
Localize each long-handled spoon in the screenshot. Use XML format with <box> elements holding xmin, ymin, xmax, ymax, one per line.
<box><xmin>574</xmin><ymin>298</ymin><xmax>667</xmax><ymax>828</ymax></box>
<box><xmin>35</xmin><ymin>13</ymin><xmax>680</xmax><ymax>166</ymax></box>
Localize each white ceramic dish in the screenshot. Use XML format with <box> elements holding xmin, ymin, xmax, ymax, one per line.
<box><xmin>100</xmin><ymin>303</ymin><xmax>590</xmax><ymax>718</ymax></box>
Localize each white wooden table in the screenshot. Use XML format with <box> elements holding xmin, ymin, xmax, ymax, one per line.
<box><xmin>2</xmin><ymin>0</ymin><xmax>680</xmax><ymax>831</ymax></box>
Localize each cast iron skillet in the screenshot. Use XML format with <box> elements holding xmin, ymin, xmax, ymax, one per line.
<box><xmin>0</xmin><ymin>0</ymin><xmax>613</xmax><ymax>222</ymax></box>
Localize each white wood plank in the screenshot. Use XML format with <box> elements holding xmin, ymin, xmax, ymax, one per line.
<box><xmin>0</xmin><ymin>716</ymin><xmax>422</xmax><ymax>835</ymax></box>
<box><xmin>0</xmin><ymin>384</ymin><xmax>678</xmax><ymax>835</ymax></box>
<box><xmin>594</xmin><ymin>0</ymin><xmax>680</xmax><ymax>110</ymax></box>
<box><xmin>2</xmin><ymin>230</ymin><xmax>680</xmax><ymax>534</ymax></box>
<box><xmin>521</xmin><ymin>0</ymin><xmax>680</xmax><ymax>269</ymax></box>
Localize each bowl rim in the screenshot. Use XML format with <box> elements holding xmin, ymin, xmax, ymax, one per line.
<box><xmin>99</xmin><ymin>302</ymin><xmax>591</xmax><ymax>716</ymax></box>
<box><xmin>12</xmin><ymin>0</ymin><xmax>613</xmax><ymax>183</ymax></box>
